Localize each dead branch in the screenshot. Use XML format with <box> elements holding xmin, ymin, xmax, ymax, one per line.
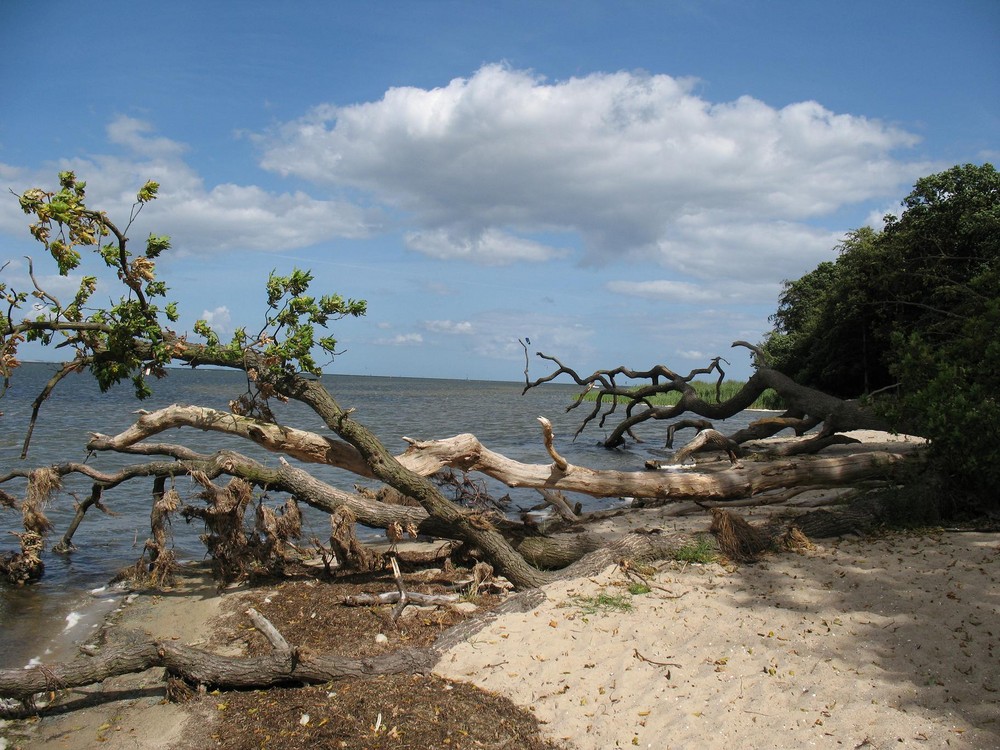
<box><xmin>673</xmin><ymin>428</ymin><xmax>743</xmax><ymax>465</ymax></box>
<box><xmin>21</xmin><ymin>362</ymin><xmax>86</xmax><ymax>458</ymax></box>
<box><xmin>523</xmin><ymin>342</ymin><xmax>892</xmax><ymax>452</ymax></box>
<box><xmin>329</xmin><ymin>506</ymin><xmax>378</xmax><ymax>571</ymax></box>
<box><xmin>87</xmin><ymin>404</ymin><xmax>371</xmax><ymax>476</ymax></box>
<box><xmin>0</xmin><ymin>625</ymin><xmax>435</xmax><ymax>713</ymax></box>
<box><xmin>245</xmin><ymin>607</ymin><xmax>290</xmax><ymax>651</ymax></box>
<box><xmin>664</xmin><ymin>419</ymin><xmax>713</xmax><ymax>448</ymax></box>
<box><xmin>535</xmin><ymin>489</ymin><xmax>581</xmax><ymax>523</ymax></box>
<box><xmin>537</xmin><ymin>416</ymin><xmax>568</xmax><ymax>471</ymax></box>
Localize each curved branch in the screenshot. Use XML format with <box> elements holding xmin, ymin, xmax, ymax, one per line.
<box><xmin>86</xmin><ymin>404</ymin><xmax>371</xmax><ymax>475</ymax></box>
<box><xmin>24</xmin><ymin>256</ymin><xmax>62</xmax><ymax>311</ymax></box>
<box><xmin>537</xmin><ymin>417</ymin><xmax>568</xmax><ymax>471</ymax></box>
<box><xmin>525</xmin><ymin>342</ymin><xmax>893</xmax><ymax>452</ymax></box>
<box><xmin>20</xmin><ymin>361</ymin><xmax>87</xmax><ymax>458</ymax></box>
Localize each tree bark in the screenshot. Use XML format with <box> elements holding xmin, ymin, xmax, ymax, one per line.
<box><xmin>522</xmin><ymin>342</ymin><xmax>894</xmax><ymax>452</ymax></box>
<box><xmin>0</xmin><ymin>629</ymin><xmax>436</xmax><ymax>709</ymax></box>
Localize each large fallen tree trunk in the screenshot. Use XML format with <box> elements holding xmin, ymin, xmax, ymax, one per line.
<box><xmin>83</xmin><ymin>404</ymin><xmax>919</xmax><ymax>503</ymax></box>
<box><xmin>0</xmin><ymin>626</ymin><xmax>436</xmax><ymax>711</ymax></box>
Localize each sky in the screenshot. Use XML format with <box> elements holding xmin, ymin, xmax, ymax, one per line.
<box><xmin>0</xmin><ymin>1</ymin><xmax>997</xmax><ymax>383</ymax></box>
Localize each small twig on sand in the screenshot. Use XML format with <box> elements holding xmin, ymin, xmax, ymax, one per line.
<box><xmin>633</xmin><ymin>649</ymin><xmax>681</xmax><ymax>668</ymax></box>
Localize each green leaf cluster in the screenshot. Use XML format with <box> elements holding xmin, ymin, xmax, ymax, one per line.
<box><xmin>191</xmin><ymin>268</ymin><xmax>366</xmax><ymax>383</ymax></box>
<box><xmin>4</xmin><ymin>174</ymin><xmax>367</xmax><ymax>407</ymax></box>
<box><xmin>8</xmin><ymin>173</ymin><xmax>181</xmax><ymax>398</ymax></box>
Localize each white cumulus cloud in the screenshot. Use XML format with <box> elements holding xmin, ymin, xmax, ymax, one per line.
<box><xmin>200</xmin><ymin>305</ymin><xmax>232</xmax><ymax>334</ymax></box>
<box><xmin>424</xmin><ymin>320</ymin><xmax>475</xmax><ymax>334</ymax></box>
<box><xmin>606</xmin><ymin>280</ymin><xmax>717</xmax><ymax>303</ymax></box>
<box><xmin>406</xmin><ymin>227</ymin><xmax>567</xmax><ymax>265</ymax></box>
<box><xmin>259</xmin><ymin>63</ymin><xmax>929</xmax><ymax>277</ymax></box>
<box><xmin>0</xmin><ymin>116</ymin><xmax>374</xmax><ymax>257</ymax></box>
<box><xmin>375</xmin><ymin>333</ymin><xmax>424</xmax><ymax>346</ymax></box>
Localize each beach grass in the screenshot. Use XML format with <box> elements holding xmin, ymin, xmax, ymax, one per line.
<box><xmin>568</xmin><ymin>591</ymin><xmax>634</xmax><ymax>615</ymax></box>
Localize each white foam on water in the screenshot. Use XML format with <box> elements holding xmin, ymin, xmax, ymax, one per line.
<box><xmin>63</xmin><ymin>610</ymin><xmax>82</xmax><ymax>631</ymax></box>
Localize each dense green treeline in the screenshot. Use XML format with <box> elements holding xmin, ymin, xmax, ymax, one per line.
<box><xmin>764</xmin><ymin>163</ymin><xmax>999</xmax><ymax>514</ymax></box>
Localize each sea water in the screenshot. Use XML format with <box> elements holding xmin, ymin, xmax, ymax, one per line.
<box><xmin>0</xmin><ymin>362</ymin><xmax>771</xmax><ymax>668</ymax></box>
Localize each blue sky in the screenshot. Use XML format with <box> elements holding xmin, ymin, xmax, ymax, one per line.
<box><xmin>1</xmin><ymin>1</ymin><xmax>997</xmax><ymax>382</ymax></box>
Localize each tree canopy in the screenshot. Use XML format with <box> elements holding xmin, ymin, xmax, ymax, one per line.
<box><xmin>764</xmin><ymin>163</ymin><xmax>1000</xmax><ymax>511</ymax></box>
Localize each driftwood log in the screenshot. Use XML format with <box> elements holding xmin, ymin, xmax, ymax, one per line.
<box><xmin>0</xmin><ymin>531</ymin><xmax>669</xmax><ymax>714</ymax></box>
<box><xmin>80</xmin><ymin>404</ymin><xmax>915</xmax><ymax>504</ymax></box>
<box><xmin>0</xmin><ymin>623</ymin><xmax>436</xmax><ymax>711</ymax></box>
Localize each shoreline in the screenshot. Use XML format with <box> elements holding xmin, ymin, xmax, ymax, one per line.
<box><xmin>5</xmin><ymin>529</ymin><xmax>997</xmax><ymax>750</ymax></box>
<box><xmin>4</xmin><ymin>431</ymin><xmax>998</xmax><ymax>749</ymax></box>
<box><xmin>2</xmin><ymin>561</ymin><xmax>233</xmax><ymax>749</ymax></box>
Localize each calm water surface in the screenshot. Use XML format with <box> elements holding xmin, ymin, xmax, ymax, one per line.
<box><xmin>0</xmin><ymin>363</ymin><xmax>770</xmax><ymax>667</ymax></box>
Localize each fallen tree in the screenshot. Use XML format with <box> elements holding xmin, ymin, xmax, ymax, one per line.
<box><xmin>0</xmin><ymin>175</ymin><xmax>936</xmax><ymax>708</ymax></box>
<box><xmin>0</xmin><ymin>173</ymin><xmax>924</xmax><ymax>591</ymax></box>
<box><xmin>0</xmin><ymin>575</ymin><xmax>551</xmax><ymax>716</ymax></box>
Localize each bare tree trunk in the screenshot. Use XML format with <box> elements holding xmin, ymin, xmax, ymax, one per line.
<box><xmin>0</xmin><ymin>629</ymin><xmax>435</xmax><ymax>711</ymax></box>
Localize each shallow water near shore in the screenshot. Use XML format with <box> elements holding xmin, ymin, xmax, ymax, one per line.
<box><xmin>0</xmin><ymin>362</ymin><xmax>772</xmax><ymax>669</ymax></box>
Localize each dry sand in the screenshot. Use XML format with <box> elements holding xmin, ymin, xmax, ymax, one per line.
<box><xmin>435</xmin><ymin>532</ymin><xmax>1000</xmax><ymax>749</ymax></box>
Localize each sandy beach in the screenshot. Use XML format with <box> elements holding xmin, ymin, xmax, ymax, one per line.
<box><xmin>2</xmin><ymin>430</ymin><xmax>998</xmax><ymax>749</ymax></box>
<box><xmin>436</xmin><ymin>531</ymin><xmax>999</xmax><ymax>749</ymax></box>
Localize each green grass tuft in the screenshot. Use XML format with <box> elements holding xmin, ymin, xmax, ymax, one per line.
<box><xmin>671</xmin><ymin>536</ymin><xmax>718</xmax><ymax>564</ymax></box>
<box><xmin>569</xmin><ymin>591</ymin><xmax>634</xmax><ymax>614</ymax></box>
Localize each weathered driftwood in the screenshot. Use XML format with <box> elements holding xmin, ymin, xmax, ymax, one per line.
<box><xmin>400</xmin><ymin>434</ymin><xmax>912</xmax><ymax>501</ymax></box>
<box><xmin>0</xmin><ymin>625</ymin><xmax>435</xmax><ymax>711</ymax></box>
<box><xmin>0</xmin><ymin>524</ymin><xmax>694</xmax><ymax>712</ymax></box>
<box><xmin>672</xmin><ymin>428</ymin><xmax>742</xmax><ymax>465</ymax></box>
<box><xmin>341</xmin><ymin>590</ymin><xmax>461</xmax><ymax>607</ymax></box>
<box><xmin>84</xmin><ymin>404</ymin><xmax>918</xmax><ymax>504</ymax></box>
<box><xmin>87</xmin><ymin>405</ymin><xmax>373</xmax><ymax>477</ymax></box>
